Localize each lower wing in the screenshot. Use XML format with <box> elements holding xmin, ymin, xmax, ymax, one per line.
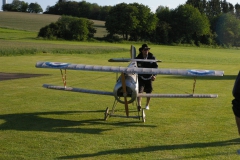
<box><xmin>138</xmin><ymin>93</ymin><xmax>218</xmax><ymax>98</ymax></box>
<box><xmin>43</xmin><ymin>84</ymin><xmax>217</xmax><ymax>98</ymax></box>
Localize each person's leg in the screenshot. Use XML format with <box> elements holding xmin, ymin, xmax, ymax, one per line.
<box><xmin>235</xmin><ymin>116</ymin><xmax>240</xmax><ymax>135</ymax></box>
<box><xmin>145</xmin><ymin>97</ymin><xmax>151</xmax><ymax>110</ymax></box>
<box><xmin>145</xmin><ymin>80</ymin><xmax>153</xmax><ymax>110</ymax></box>
<box><xmin>137</xmin><ymin>78</ymin><xmax>144</xmax><ymax>111</ymax></box>
<box><xmin>137</xmin><ymin>97</ymin><xmax>142</xmax><ymax>107</ymax></box>
<box><xmin>232</xmin><ymin>98</ymin><xmax>240</xmax><ymax>135</ymax></box>
<box><xmin>146</xmin><ymin>97</ymin><xmax>151</xmax><ymax>106</ymax></box>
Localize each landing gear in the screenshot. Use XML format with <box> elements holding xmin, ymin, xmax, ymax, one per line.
<box><xmin>142</xmin><ymin>109</ymin><xmax>146</xmax><ymax>122</ymax></box>
<box><xmin>103</xmin><ymin>94</ymin><xmax>146</xmax><ymax>122</ymax></box>
<box><xmin>104</xmin><ymin>107</ymin><xmax>109</xmax><ymax>121</ymax></box>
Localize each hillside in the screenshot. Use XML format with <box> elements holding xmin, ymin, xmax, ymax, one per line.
<box><xmin>0</xmin><ymin>11</ymin><xmax>107</xmax><ymax>37</ymax></box>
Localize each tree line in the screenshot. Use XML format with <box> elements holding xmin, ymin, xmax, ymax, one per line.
<box><xmin>3</xmin><ymin>0</ymin><xmax>240</xmax><ymax>47</ymax></box>
<box><xmin>2</xmin><ymin>0</ymin><xmax>42</xmax><ymax>13</ymax></box>
<box><xmin>44</xmin><ymin>0</ymin><xmax>111</xmax><ymax>21</ymax></box>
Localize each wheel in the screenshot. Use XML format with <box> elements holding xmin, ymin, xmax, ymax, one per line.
<box><xmin>142</xmin><ymin>109</ymin><xmax>146</xmax><ymax>122</ymax></box>
<box><xmin>104</xmin><ymin>107</ymin><xmax>109</xmax><ymax>121</ymax></box>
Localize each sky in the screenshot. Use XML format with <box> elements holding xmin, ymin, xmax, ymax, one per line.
<box><xmin>1</xmin><ymin>0</ymin><xmax>240</xmax><ymax>12</ymax></box>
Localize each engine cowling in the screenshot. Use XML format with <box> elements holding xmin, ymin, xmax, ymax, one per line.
<box><xmin>113</xmin><ymin>73</ymin><xmax>138</xmax><ymax>104</ymax></box>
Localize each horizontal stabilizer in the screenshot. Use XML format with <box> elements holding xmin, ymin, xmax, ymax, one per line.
<box><xmin>36</xmin><ymin>61</ymin><xmax>224</xmax><ymax>77</ymax></box>
<box><xmin>43</xmin><ymin>84</ymin><xmax>114</xmax><ymax>96</ymax></box>
<box><xmin>108</xmin><ymin>58</ymin><xmax>131</xmax><ymax>62</ymax></box>
<box><xmin>108</xmin><ymin>58</ymin><xmax>161</xmax><ymax>62</ymax></box>
<box><xmin>138</xmin><ymin>93</ymin><xmax>218</xmax><ymax>98</ymax></box>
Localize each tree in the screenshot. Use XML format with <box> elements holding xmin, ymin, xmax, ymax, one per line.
<box><xmin>156</xmin><ymin>6</ymin><xmax>172</xmax><ymax>44</ymax></box>
<box><xmin>78</xmin><ymin>1</ymin><xmax>92</xmax><ymax>18</ymax></box>
<box><xmin>221</xmin><ymin>0</ymin><xmax>234</xmax><ymax>14</ymax></box>
<box><xmin>89</xmin><ymin>3</ymin><xmax>101</xmax><ymax>20</ymax></box>
<box><xmin>19</xmin><ymin>1</ymin><xmax>28</xmax><ymax>12</ymax></box>
<box><xmin>60</xmin><ymin>1</ymin><xmax>79</xmax><ymax>17</ymax></box>
<box><xmin>105</xmin><ymin>3</ymin><xmax>139</xmax><ymax>40</ymax></box>
<box><xmin>105</xmin><ymin>3</ymin><xmax>157</xmax><ymax>41</ymax></box>
<box><xmin>11</xmin><ymin>0</ymin><xmax>22</xmax><ymax>11</ymax></box>
<box><xmin>38</xmin><ymin>15</ymin><xmax>96</xmax><ymax>41</ymax></box>
<box><xmin>2</xmin><ymin>4</ymin><xmax>12</xmax><ymax>11</ymax></box>
<box><xmin>28</xmin><ymin>3</ymin><xmax>43</xmax><ymax>13</ymax></box>
<box><xmin>3</xmin><ymin>0</ymin><xmax>29</xmax><ymax>12</ymax></box>
<box><xmin>235</xmin><ymin>3</ymin><xmax>240</xmax><ymax>19</ymax></box>
<box><xmin>68</xmin><ymin>19</ymin><xmax>89</xmax><ymax>40</ymax></box>
<box><xmin>156</xmin><ymin>5</ymin><xmax>170</xmax><ymax>13</ymax></box>
<box><xmin>129</xmin><ymin>3</ymin><xmax>158</xmax><ymax>41</ymax></box>
<box><xmin>43</xmin><ymin>1</ymin><xmax>108</xmax><ymax>21</ymax></box>
<box><xmin>171</xmin><ymin>4</ymin><xmax>211</xmax><ymax>44</ymax></box>
<box><xmin>99</xmin><ymin>6</ymin><xmax>111</xmax><ymax>21</ymax></box>
<box><xmin>206</xmin><ymin>0</ymin><xmax>221</xmax><ymax>20</ymax></box>
<box><xmin>186</xmin><ymin>0</ymin><xmax>207</xmax><ymax>14</ymax></box>
<box><xmin>215</xmin><ymin>13</ymin><xmax>240</xmax><ymax>46</ymax></box>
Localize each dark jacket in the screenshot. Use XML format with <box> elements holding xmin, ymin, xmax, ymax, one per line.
<box><xmin>232</xmin><ymin>71</ymin><xmax>240</xmax><ymax>117</ymax></box>
<box><xmin>136</xmin><ymin>52</ymin><xmax>158</xmax><ymax>79</ymax></box>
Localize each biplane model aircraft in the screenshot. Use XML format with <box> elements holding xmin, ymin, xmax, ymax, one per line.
<box><xmin>35</xmin><ymin>45</ymin><xmax>224</xmax><ymax>122</ymax></box>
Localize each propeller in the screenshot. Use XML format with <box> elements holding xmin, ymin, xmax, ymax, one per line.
<box><xmin>121</xmin><ymin>72</ymin><xmax>129</xmax><ymax>117</ymax></box>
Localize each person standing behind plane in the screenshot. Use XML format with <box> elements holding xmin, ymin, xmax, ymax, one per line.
<box><xmin>232</xmin><ymin>71</ymin><xmax>240</xmax><ymax>135</ymax></box>
<box><xmin>136</xmin><ymin>44</ymin><xmax>158</xmax><ymax>111</ymax></box>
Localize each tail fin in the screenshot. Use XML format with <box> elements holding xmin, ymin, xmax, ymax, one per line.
<box><xmin>130</xmin><ymin>45</ymin><xmax>136</xmax><ymax>59</ymax></box>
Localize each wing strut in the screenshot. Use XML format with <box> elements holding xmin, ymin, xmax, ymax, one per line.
<box><xmin>193</xmin><ymin>77</ymin><xmax>196</xmax><ymax>94</ymax></box>
<box><xmin>60</xmin><ymin>69</ymin><xmax>67</xmax><ymax>88</ymax></box>
<box><xmin>121</xmin><ymin>72</ymin><xmax>129</xmax><ymax>117</ymax></box>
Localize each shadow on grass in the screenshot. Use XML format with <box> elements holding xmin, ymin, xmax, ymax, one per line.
<box><xmin>57</xmin><ymin>138</ymin><xmax>240</xmax><ymax>159</ymax></box>
<box><xmin>0</xmin><ymin>111</ymin><xmax>156</xmax><ymax>134</ymax></box>
<box><xmin>0</xmin><ymin>72</ymin><xmax>49</xmax><ymax>81</ymax></box>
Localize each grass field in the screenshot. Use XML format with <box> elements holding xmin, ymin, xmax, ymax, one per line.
<box><xmin>1</xmin><ymin>12</ymin><xmax>240</xmax><ymax>159</ymax></box>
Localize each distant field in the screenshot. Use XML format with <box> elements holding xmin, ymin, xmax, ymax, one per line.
<box><xmin>0</xmin><ymin>11</ymin><xmax>107</xmax><ymax>37</ymax></box>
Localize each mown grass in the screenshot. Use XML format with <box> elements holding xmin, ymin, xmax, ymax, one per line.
<box><xmin>1</xmin><ymin>42</ymin><xmax>240</xmax><ymax>159</ymax></box>
<box><xmin>1</xmin><ymin>12</ymin><xmax>240</xmax><ymax>160</ymax></box>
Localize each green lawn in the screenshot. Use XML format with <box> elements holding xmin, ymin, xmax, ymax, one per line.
<box><xmin>0</xmin><ymin>42</ymin><xmax>240</xmax><ymax>159</ymax></box>
<box><xmin>0</xmin><ymin>12</ymin><xmax>240</xmax><ymax>159</ymax></box>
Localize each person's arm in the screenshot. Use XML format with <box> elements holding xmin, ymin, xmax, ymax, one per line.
<box><xmin>152</xmin><ymin>54</ymin><xmax>158</xmax><ymax>80</ymax></box>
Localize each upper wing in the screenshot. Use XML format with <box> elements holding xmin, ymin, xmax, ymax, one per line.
<box><xmin>35</xmin><ymin>61</ymin><xmax>224</xmax><ymax>76</ymax></box>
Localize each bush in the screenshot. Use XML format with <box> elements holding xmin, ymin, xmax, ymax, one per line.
<box><xmin>38</xmin><ymin>15</ymin><xmax>96</xmax><ymax>41</ymax></box>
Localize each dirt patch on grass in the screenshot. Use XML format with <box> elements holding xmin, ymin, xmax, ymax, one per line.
<box><xmin>0</xmin><ymin>72</ymin><xmax>48</xmax><ymax>81</ymax></box>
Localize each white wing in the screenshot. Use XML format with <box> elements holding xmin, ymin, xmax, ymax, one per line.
<box><xmin>138</xmin><ymin>93</ymin><xmax>218</xmax><ymax>98</ymax></box>
<box><xmin>43</xmin><ymin>84</ymin><xmax>114</xmax><ymax>96</ymax></box>
<box><xmin>36</xmin><ymin>61</ymin><xmax>224</xmax><ymax>76</ymax></box>
<box><xmin>43</xmin><ymin>84</ymin><xmax>217</xmax><ymax>98</ymax></box>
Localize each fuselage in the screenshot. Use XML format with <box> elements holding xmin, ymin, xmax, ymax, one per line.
<box><xmin>113</xmin><ymin>61</ymin><xmax>138</xmax><ymax>104</ymax></box>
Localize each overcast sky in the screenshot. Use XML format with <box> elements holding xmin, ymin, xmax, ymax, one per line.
<box><xmin>1</xmin><ymin>0</ymin><xmax>240</xmax><ymax>12</ymax></box>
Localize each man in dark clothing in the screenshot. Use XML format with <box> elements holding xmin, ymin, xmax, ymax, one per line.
<box><xmin>232</xmin><ymin>71</ymin><xmax>240</xmax><ymax>135</ymax></box>
<box><xmin>136</xmin><ymin>44</ymin><xmax>158</xmax><ymax>110</ymax></box>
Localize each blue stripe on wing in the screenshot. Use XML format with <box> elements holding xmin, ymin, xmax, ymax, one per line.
<box><xmin>45</xmin><ymin>62</ymin><xmax>70</xmax><ymax>68</ymax></box>
<box><xmin>188</xmin><ymin>70</ymin><xmax>215</xmax><ymax>76</ymax></box>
